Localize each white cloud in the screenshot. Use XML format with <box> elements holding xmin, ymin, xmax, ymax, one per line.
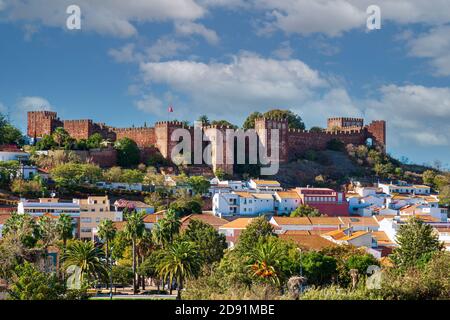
<box><xmin>1</xmin><ymin>0</ymin><xmax>205</xmax><ymax>37</ymax></box>
<box><xmin>135</xmin><ymin>94</ymin><xmax>164</xmax><ymax>116</ymax></box>
<box><xmin>139</xmin><ymin>53</ymin><xmax>328</xmax><ymax>120</ymax></box>
<box><xmin>272</xmin><ymin>41</ymin><xmax>293</xmax><ymax>59</ymax></box>
<box><xmin>407</xmin><ymin>25</ymin><xmax>450</xmax><ymax>76</ymax></box>
<box><xmin>109</xmin><ymin>44</ymin><xmax>140</xmax><ymax>63</ymax></box>
<box><xmin>253</xmin><ymin>0</ymin><xmax>450</xmax><ymax>37</ymax></box>
<box><xmin>364</xmin><ymin>84</ymin><xmax>450</xmax><ymax>147</ymax></box>
<box><xmin>146</xmin><ymin>38</ymin><xmax>190</xmax><ymax>61</ymax></box>
<box><xmin>16</xmin><ymin>96</ymin><xmax>52</xmax><ymax>112</ymax></box>
<box><xmin>109</xmin><ymin>38</ymin><xmax>190</xmax><ymax>63</ymax></box>
<box><xmin>175</xmin><ymin>21</ymin><xmax>219</xmax><ymax>44</ymax></box>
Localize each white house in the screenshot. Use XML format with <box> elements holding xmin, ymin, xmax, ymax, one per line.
<box><xmin>17</xmin><ymin>198</ymin><xmax>81</xmax><ymax>217</ymax></box>
<box><xmin>378</xmin><ymin>182</ymin><xmax>431</xmax><ymax>195</ymax></box>
<box><xmin>274</xmin><ymin>191</ymin><xmax>301</xmax><ymax>215</ymax></box>
<box><xmin>0</xmin><ymin>148</ymin><xmax>29</xmax><ymax>162</ymax></box>
<box><xmin>248</xmin><ymin>179</ymin><xmax>282</xmax><ymax>192</ymax></box>
<box><xmin>212</xmin><ymin>191</ymin><xmax>274</xmax><ymax>217</ymax></box>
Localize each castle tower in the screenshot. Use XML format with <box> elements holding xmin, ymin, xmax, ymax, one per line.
<box><xmin>27</xmin><ymin>111</ymin><xmax>63</xmax><ymax>139</ymax></box>
<box><xmin>366</xmin><ymin>120</ymin><xmax>386</xmax><ymax>152</ymax></box>
<box><xmin>154</xmin><ymin>121</ymin><xmax>189</xmax><ymax>160</ymax></box>
<box><xmin>255</xmin><ymin>117</ymin><xmax>289</xmax><ymax>164</ymax></box>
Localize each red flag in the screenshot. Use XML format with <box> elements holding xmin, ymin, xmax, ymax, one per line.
<box><xmin>168</xmin><ymin>105</ymin><xmax>174</xmax><ymax>113</ymax></box>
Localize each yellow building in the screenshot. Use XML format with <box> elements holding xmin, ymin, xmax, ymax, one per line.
<box><xmin>73</xmin><ymin>196</ymin><xmax>122</xmax><ymax>240</ymax></box>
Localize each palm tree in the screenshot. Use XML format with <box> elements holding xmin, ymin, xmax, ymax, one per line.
<box><xmin>157</xmin><ymin>240</ymin><xmax>202</xmax><ymax>299</ymax></box>
<box><xmin>152</xmin><ymin>209</ymin><xmax>181</xmax><ymax>248</ymax></box>
<box><xmin>197</xmin><ymin>115</ymin><xmax>210</xmax><ymax>126</ymax></box>
<box><xmin>136</xmin><ymin>230</ymin><xmax>154</xmax><ymax>290</ymax></box>
<box><xmin>248</xmin><ymin>239</ymin><xmax>282</xmax><ymax>286</ymax></box>
<box><xmin>97</xmin><ymin>219</ymin><xmax>116</xmax><ymax>292</ymax></box>
<box><xmin>57</xmin><ymin>214</ymin><xmax>73</xmax><ymax>250</ymax></box>
<box><xmin>38</xmin><ymin>215</ymin><xmax>59</xmax><ymax>252</ymax></box>
<box><xmin>124</xmin><ymin>210</ymin><xmax>145</xmax><ymax>294</ymax></box>
<box><xmin>52</xmin><ymin>127</ymin><xmax>69</xmax><ymax>148</ymax></box>
<box><xmin>63</xmin><ymin>241</ymin><xmax>108</xmax><ymax>286</ymax></box>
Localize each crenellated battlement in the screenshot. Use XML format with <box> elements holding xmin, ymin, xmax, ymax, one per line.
<box><xmin>27</xmin><ymin>110</ymin><xmax>386</xmax><ymax>173</ymax></box>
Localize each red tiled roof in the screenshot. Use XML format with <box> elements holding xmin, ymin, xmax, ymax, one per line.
<box><xmin>181</xmin><ymin>214</ymin><xmax>228</xmax><ymax>230</ymax></box>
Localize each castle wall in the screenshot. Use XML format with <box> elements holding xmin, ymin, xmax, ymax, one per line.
<box><xmin>113</xmin><ymin>127</ymin><xmax>156</xmax><ymax>148</ymax></box>
<box><xmin>63</xmin><ymin>120</ymin><xmax>94</xmax><ymax>140</ymax></box>
<box><xmin>27</xmin><ymin>111</ymin><xmax>387</xmax><ymax>174</ymax></box>
<box><xmin>287</xmin><ymin>129</ymin><xmax>366</xmax><ymax>159</ymax></box>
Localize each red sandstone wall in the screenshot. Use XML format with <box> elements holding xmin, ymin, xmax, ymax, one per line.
<box><xmin>114</xmin><ymin>127</ymin><xmax>156</xmax><ymax>148</ymax></box>
<box><xmin>88</xmin><ymin>148</ymin><xmax>117</xmax><ymax>168</ymax></box>
<box><xmin>27</xmin><ymin>111</ymin><xmax>63</xmax><ymax>138</ymax></box>
<box><xmin>366</xmin><ymin>121</ymin><xmax>386</xmax><ymax>151</ymax></box>
<box><xmin>287</xmin><ymin>129</ymin><xmax>366</xmax><ymax>159</ymax></box>
<box><xmin>63</xmin><ymin>120</ymin><xmax>93</xmax><ymax>140</ymax></box>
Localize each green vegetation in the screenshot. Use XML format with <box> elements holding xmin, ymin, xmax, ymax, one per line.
<box><xmin>114</xmin><ymin>137</ymin><xmax>140</xmax><ymax>167</ymax></box>
<box><xmin>0</xmin><ymin>113</ymin><xmax>24</xmax><ymax>146</ymax></box>
<box><xmin>242</xmin><ymin>109</ymin><xmax>305</xmax><ymax>130</ymax></box>
<box><xmin>391</xmin><ymin>217</ymin><xmax>443</xmax><ymax>269</ymax></box>
<box><xmin>290</xmin><ymin>204</ymin><xmax>321</xmax><ymax>217</ymax></box>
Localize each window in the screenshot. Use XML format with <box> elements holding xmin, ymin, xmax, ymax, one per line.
<box><xmin>81</xmin><ymin>228</ymin><xmax>92</xmax><ymax>233</ymax></box>
<box><xmin>81</xmin><ymin>217</ymin><xmax>92</xmax><ymax>223</ymax></box>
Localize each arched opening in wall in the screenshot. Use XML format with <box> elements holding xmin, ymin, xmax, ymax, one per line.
<box><xmin>365</xmin><ymin>137</ymin><xmax>374</xmax><ymax>148</ymax></box>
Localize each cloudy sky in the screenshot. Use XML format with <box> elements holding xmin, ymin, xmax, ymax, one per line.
<box><xmin>0</xmin><ymin>0</ymin><xmax>450</xmax><ymax>167</ymax></box>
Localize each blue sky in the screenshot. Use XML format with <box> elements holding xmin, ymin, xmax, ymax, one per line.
<box><xmin>0</xmin><ymin>1</ymin><xmax>450</xmax><ymax>167</ymax></box>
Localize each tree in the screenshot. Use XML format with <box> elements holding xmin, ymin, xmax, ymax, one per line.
<box><xmin>145</xmin><ymin>192</ymin><xmax>165</xmax><ymax>212</ymax></box>
<box><xmin>52</xmin><ymin>127</ymin><xmax>72</xmax><ymax>148</ymax></box>
<box><xmin>98</xmin><ymin>219</ymin><xmax>117</xmax><ymax>290</ymax></box>
<box><xmin>290</xmin><ymin>204</ymin><xmax>321</xmax><ymax>217</ymax></box>
<box><xmin>138</xmin><ymin>251</ymin><xmax>162</xmax><ymax>291</ymax></box>
<box><xmin>327</xmin><ymin>139</ymin><xmax>345</xmax><ymax>151</ymax></box>
<box><xmin>8</xmin><ymin>262</ymin><xmax>64</xmax><ymax>300</ymax></box>
<box><xmin>63</xmin><ymin>241</ymin><xmax>108</xmax><ymax>286</ymax></box>
<box><xmin>422</xmin><ymin>170</ymin><xmax>437</xmax><ymax>186</ymax></box>
<box><xmin>248</xmin><ymin>238</ymin><xmax>283</xmax><ymax>286</ymax></box>
<box><xmin>10</xmin><ymin>179</ymin><xmax>43</xmax><ymax>196</ymax></box>
<box><xmin>123</xmin><ymin>210</ymin><xmax>146</xmax><ymax>293</ymax></box>
<box><xmin>182</xmin><ymin>220</ymin><xmax>226</xmax><ymax>265</ymax></box>
<box><xmin>38</xmin><ymin>215</ymin><xmax>59</xmax><ymax>251</ymax></box>
<box><xmin>301</xmin><ymin>251</ymin><xmax>337</xmax><ymax>286</ymax></box>
<box><xmin>35</xmin><ymin>134</ymin><xmax>56</xmax><ymax>150</ymax></box>
<box><xmin>210</xmin><ymin>120</ymin><xmax>238</xmax><ymax>129</ymax></box>
<box><xmin>197</xmin><ymin>115</ymin><xmax>210</xmax><ymax>126</ymax></box>
<box><xmin>57</xmin><ymin>214</ymin><xmax>73</xmax><ymax>251</ymax></box>
<box><xmin>111</xmin><ymin>265</ymin><xmax>134</xmax><ymax>288</ymax></box>
<box><xmin>214</xmin><ymin>168</ymin><xmax>226</xmax><ymax>180</ymax></box>
<box><xmin>86</xmin><ymin>133</ymin><xmax>103</xmax><ymax>149</ymax></box>
<box><xmin>115</xmin><ymin>138</ymin><xmax>140</xmax><ymax>167</ymax></box>
<box><xmin>121</xmin><ymin>169</ymin><xmax>145</xmax><ymax>184</ymax></box>
<box><xmin>157</xmin><ymin>240</ymin><xmax>202</xmax><ymax>299</ymax></box>
<box><xmin>0</xmin><ymin>113</ymin><xmax>25</xmax><ymax>145</ymax></box>
<box><xmin>51</xmin><ymin>163</ymin><xmax>102</xmax><ymax>189</ymax></box>
<box><xmin>0</xmin><ymin>161</ymin><xmax>20</xmax><ymax>186</ymax></box>
<box><xmin>309</xmin><ymin>126</ymin><xmax>324</xmax><ymax>133</ymax></box>
<box><xmin>263</xmin><ymin>109</ymin><xmax>305</xmax><ymax>130</ymax></box>
<box><xmin>2</xmin><ymin>212</ymin><xmax>41</xmax><ymax>248</ymax></box>
<box><xmin>187</xmin><ymin>175</ymin><xmax>210</xmax><ymax>195</ymax></box>
<box><xmin>236</xmin><ymin>217</ymin><xmax>275</xmax><ymax>254</ymax></box>
<box><xmin>152</xmin><ymin>209</ymin><xmax>181</xmax><ymax>248</ymax></box>
<box><xmin>242</xmin><ymin>111</ymin><xmax>263</xmax><ymax>129</ymax></box>
<box><xmin>391</xmin><ymin>217</ymin><xmax>443</xmax><ymax>269</ymax></box>
<box><xmin>345</xmin><ymin>254</ymin><xmax>378</xmax><ymax>276</ymax></box>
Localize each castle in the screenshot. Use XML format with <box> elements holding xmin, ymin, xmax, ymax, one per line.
<box><xmin>27</xmin><ymin>111</ymin><xmax>386</xmax><ymax>175</ymax></box>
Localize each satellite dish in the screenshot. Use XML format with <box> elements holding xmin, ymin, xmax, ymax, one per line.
<box><xmin>51</xmin><ymin>192</ymin><xmax>56</xmax><ymax>198</ymax></box>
